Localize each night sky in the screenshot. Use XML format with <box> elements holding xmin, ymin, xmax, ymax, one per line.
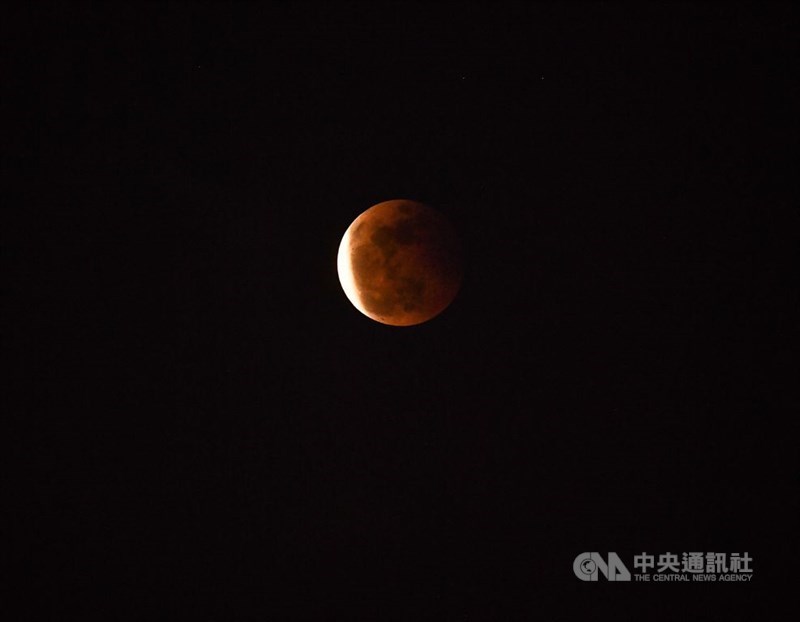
<box><xmin>9</xmin><ymin>2</ymin><xmax>797</xmax><ymax>619</ymax></box>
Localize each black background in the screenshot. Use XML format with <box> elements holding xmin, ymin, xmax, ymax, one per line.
<box><xmin>8</xmin><ymin>2</ymin><xmax>797</xmax><ymax>620</ymax></box>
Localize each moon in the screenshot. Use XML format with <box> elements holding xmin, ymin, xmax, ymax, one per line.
<box><xmin>337</xmin><ymin>199</ymin><xmax>463</xmax><ymax>326</ymax></box>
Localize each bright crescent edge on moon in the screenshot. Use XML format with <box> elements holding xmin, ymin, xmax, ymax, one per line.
<box><xmin>337</xmin><ymin>226</ymin><xmax>362</xmax><ymax>316</ymax></box>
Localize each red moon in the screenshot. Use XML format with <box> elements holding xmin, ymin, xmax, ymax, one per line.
<box><xmin>337</xmin><ymin>199</ymin><xmax>462</xmax><ymax>326</ymax></box>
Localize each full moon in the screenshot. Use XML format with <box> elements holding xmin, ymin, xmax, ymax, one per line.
<box><xmin>337</xmin><ymin>199</ymin><xmax>463</xmax><ymax>326</ymax></box>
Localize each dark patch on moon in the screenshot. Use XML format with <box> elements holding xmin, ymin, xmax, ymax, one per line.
<box><xmin>370</xmin><ymin>214</ymin><xmax>424</xmax><ymax>260</ymax></box>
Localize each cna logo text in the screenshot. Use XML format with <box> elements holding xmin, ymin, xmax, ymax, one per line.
<box><xmin>573</xmin><ymin>552</ymin><xmax>631</xmax><ymax>581</ymax></box>
<box><xmin>573</xmin><ymin>552</ymin><xmax>753</xmax><ymax>582</ymax></box>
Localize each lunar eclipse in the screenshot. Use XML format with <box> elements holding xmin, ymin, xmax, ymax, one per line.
<box><xmin>337</xmin><ymin>199</ymin><xmax>462</xmax><ymax>326</ymax></box>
